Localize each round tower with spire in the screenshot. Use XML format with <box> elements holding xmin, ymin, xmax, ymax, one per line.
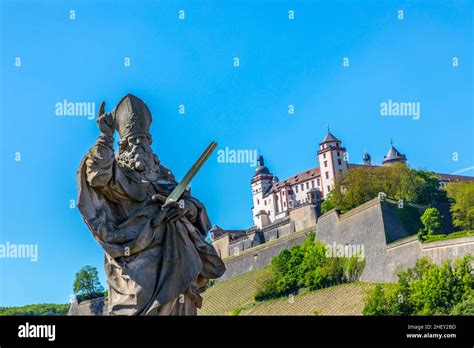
<box><xmin>382</xmin><ymin>140</ymin><xmax>407</xmax><ymax>166</ymax></box>
<box><xmin>251</xmin><ymin>154</ymin><xmax>275</xmax><ymax>228</ymax></box>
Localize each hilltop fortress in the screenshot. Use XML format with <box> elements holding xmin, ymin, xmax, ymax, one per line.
<box><xmin>211</xmin><ymin>130</ymin><xmax>474</xmax><ymax>281</ymax></box>
<box><xmin>249</xmin><ymin>130</ymin><xmax>469</xmax><ymax>229</ymax></box>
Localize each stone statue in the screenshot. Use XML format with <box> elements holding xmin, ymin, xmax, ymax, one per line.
<box><xmin>77</xmin><ymin>94</ymin><xmax>225</xmax><ymax>315</ymax></box>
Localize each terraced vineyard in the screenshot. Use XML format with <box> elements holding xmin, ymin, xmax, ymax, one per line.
<box><xmin>240</xmin><ymin>282</ymin><xmax>373</xmax><ymax>315</ymax></box>
<box><xmin>198</xmin><ymin>267</ymin><xmax>271</xmax><ymax>315</ymax></box>
<box><xmin>199</xmin><ymin>267</ymin><xmax>374</xmax><ymax>316</ymax></box>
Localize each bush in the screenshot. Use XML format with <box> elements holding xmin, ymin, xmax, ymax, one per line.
<box><xmin>450</xmin><ymin>293</ymin><xmax>474</xmax><ymax>315</ymax></box>
<box><xmin>418</xmin><ymin>208</ymin><xmax>443</xmax><ymax>241</ymax></box>
<box><xmin>363</xmin><ymin>255</ymin><xmax>473</xmax><ymax>316</ymax></box>
<box><xmin>422</xmin><ymin>230</ymin><xmax>474</xmax><ymax>243</ymax></box>
<box><xmin>363</xmin><ymin>284</ymin><xmax>399</xmax><ymax>316</ymax></box>
<box><xmin>254</xmin><ymin>232</ymin><xmax>366</xmax><ymax>301</ymax></box>
<box><xmin>76</xmin><ymin>290</ymin><xmax>108</xmax><ymax>303</ymax></box>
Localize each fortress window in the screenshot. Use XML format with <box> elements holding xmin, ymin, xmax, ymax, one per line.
<box><xmin>338</xmin><ymin>159</ymin><xmax>342</xmax><ymax>165</ymax></box>
<box><xmin>311</xmin><ymin>180</ymin><xmax>315</xmax><ymax>188</ymax></box>
<box><xmin>327</xmin><ymin>185</ymin><xmax>330</xmax><ymax>192</ymax></box>
<box><xmin>325</xmin><ymin>172</ymin><xmax>329</xmax><ymax>179</ymax></box>
<box><xmin>337</xmin><ymin>151</ymin><xmax>340</xmax><ymax>156</ymax></box>
<box><xmin>317</xmin><ymin>178</ymin><xmax>320</xmax><ymax>186</ymax></box>
<box><xmin>301</xmin><ymin>184</ymin><xmax>304</xmax><ymax>190</ymax></box>
<box><xmin>306</xmin><ymin>182</ymin><xmax>309</xmax><ymax>189</ymax></box>
<box><xmin>257</xmin><ymin>199</ymin><xmax>259</xmax><ymax>204</ymax></box>
<box><xmin>323</xmin><ymin>153</ymin><xmax>326</xmax><ymax>159</ymax></box>
<box><xmin>295</xmin><ymin>186</ymin><xmax>299</xmax><ymax>193</ymax></box>
<box><xmin>324</xmin><ymin>160</ymin><xmax>328</xmax><ymax>167</ymax></box>
<box><xmin>264</xmin><ymin>200</ymin><xmax>267</xmax><ymax>205</ymax></box>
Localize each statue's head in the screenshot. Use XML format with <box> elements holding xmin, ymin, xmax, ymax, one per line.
<box><xmin>113</xmin><ymin>94</ymin><xmax>156</xmax><ymax>172</ymax></box>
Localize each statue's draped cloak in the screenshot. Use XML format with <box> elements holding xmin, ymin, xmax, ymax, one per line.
<box><xmin>77</xmin><ymin>144</ymin><xmax>225</xmax><ymax>315</ymax></box>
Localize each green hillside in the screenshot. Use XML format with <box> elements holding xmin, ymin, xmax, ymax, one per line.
<box><xmin>0</xmin><ymin>303</ymin><xmax>70</xmax><ymax>316</ymax></box>
<box><xmin>198</xmin><ymin>267</ymin><xmax>272</xmax><ymax>315</ymax></box>
<box><xmin>199</xmin><ymin>267</ymin><xmax>374</xmax><ymax>316</ymax></box>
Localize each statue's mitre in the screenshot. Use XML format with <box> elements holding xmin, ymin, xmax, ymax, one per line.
<box><xmin>113</xmin><ymin>94</ymin><xmax>152</xmax><ymax>139</ymax></box>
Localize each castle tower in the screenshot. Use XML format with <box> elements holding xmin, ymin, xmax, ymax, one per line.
<box><xmin>317</xmin><ymin>129</ymin><xmax>349</xmax><ymax>198</ymax></box>
<box><xmin>363</xmin><ymin>152</ymin><xmax>372</xmax><ymax>166</ymax></box>
<box><xmin>382</xmin><ymin>140</ymin><xmax>407</xmax><ymax>166</ymax></box>
<box><xmin>251</xmin><ymin>155</ymin><xmax>275</xmax><ymax>228</ymax></box>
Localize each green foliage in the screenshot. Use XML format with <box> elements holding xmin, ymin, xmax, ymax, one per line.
<box><xmin>329</xmin><ymin>164</ymin><xmax>448</xmax><ymax>213</ymax></box>
<box><xmin>394</xmin><ymin>204</ymin><xmax>423</xmax><ymax>237</ymax></box>
<box><xmin>411</xmin><ymin>170</ymin><xmax>448</xmax><ymax>205</ymax></box>
<box><xmin>254</xmin><ymin>232</ymin><xmax>365</xmax><ymax>301</ymax></box>
<box><xmin>363</xmin><ymin>255</ymin><xmax>473</xmax><ymax>316</ymax></box>
<box><xmin>346</xmin><ymin>254</ymin><xmax>367</xmax><ymax>282</ymax></box>
<box><xmin>320</xmin><ymin>191</ymin><xmax>335</xmax><ymax>214</ymax></box>
<box><xmin>450</xmin><ymin>293</ymin><xmax>474</xmax><ymax>315</ymax></box>
<box><xmin>0</xmin><ymin>303</ymin><xmax>69</xmax><ymax>316</ymax></box>
<box><xmin>73</xmin><ymin>265</ymin><xmax>104</xmax><ymax>298</ymax></box>
<box><xmin>423</xmin><ymin>230</ymin><xmax>474</xmax><ymax>243</ymax></box>
<box><xmin>362</xmin><ymin>284</ymin><xmax>399</xmax><ymax>316</ymax></box>
<box><xmin>418</xmin><ymin>208</ymin><xmax>444</xmax><ymax>241</ymax></box>
<box><xmin>445</xmin><ymin>181</ymin><xmax>474</xmax><ymax>230</ymax></box>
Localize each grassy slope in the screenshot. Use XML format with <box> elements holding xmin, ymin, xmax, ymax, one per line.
<box><xmin>199</xmin><ymin>267</ymin><xmax>374</xmax><ymax>316</ymax></box>
<box><xmin>198</xmin><ymin>267</ymin><xmax>272</xmax><ymax>315</ymax></box>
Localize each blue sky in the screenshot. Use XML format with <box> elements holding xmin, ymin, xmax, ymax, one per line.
<box><xmin>0</xmin><ymin>0</ymin><xmax>472</xmax><ymax>306</ymax></box>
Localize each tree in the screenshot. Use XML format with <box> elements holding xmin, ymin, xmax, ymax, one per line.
<box><xmin>420</xmin><ymin>208</ymin><xmax>443</xmax><ymax>234</ymax></box>
<box><xmin>363</xmin><ymin>284</ymin><xmax>394</xmax><ymax>316</ymax></box>
<box><xmin>445</xmin><ymin>181</ymin><xmax>474</xmax><ymax>230</ymax></box>
<box><xmin>73</xmin><ymin>265</ymin><xmax>105</xmax><ymax>298</ymax></box>
<box><xmin>327</xmin><ymin>165</ymin><xmax>449</xmax><ymax>214</ymax></box>
<box><xmin>418</xmin><ymin>208</ymin><xmax>443</xmax><ymax>240</ymax></box>
<box><xmin>411</xmin><ymin>170</ymin><xmax>448</xmax><ymax>205</ymax></box>
<box><xmin>320</xmin><ymin>190</ymin><xmax>335</xmax><ymax>214</ymax></box>
<box><xmin>330</xmin><ymin>165</ymin><xmax>445</xmax><ymax>213</ymax></box>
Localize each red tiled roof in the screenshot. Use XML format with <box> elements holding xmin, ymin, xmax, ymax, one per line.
<box><xmin>436</xmin><ymin>173</ymin><xmax>474</xmax><ymax>182</ymax></box>
<box><xmin>264</xmin><ymin>167</ymin><xmax>321</xmax><ymax>196</ymax></box>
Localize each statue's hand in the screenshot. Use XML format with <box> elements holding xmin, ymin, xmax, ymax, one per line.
<box><xmin>162</xmin><ymin>199</ymin><xmax>190</xmax><ymax>223</ymax></box>
<box><xmin>96</xmin><ymin>101</ymin><xmax>114</xmax><ymax>136</ymax></box>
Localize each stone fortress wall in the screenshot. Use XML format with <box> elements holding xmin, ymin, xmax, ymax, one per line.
<box><xmin>219</xmin><ymin>228</ymin><xmax>313</xmax><ymax>282</ymax></box>
<box><xmin>212</xmin><ymin>203</ymin><xmax>318</xmax><ymax>260</ymax></box>
<box><xmin>311</xmin><ymin>198</ymin><xmax>473</xmax><ymax>282</ymax></box>
<box><xmin>222</xmin><ymin>197</ymin><xmax>473</xmax><ymax>283</ymax></box>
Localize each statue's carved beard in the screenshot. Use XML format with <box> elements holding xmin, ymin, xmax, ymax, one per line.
<box><xmin>118</xmin><ymin>145</ymin><xmax>154</xmax><ymax>173</ymax></box>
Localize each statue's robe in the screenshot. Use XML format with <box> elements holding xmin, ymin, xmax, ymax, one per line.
<box><xmin>77</xmin><ymin>137</ymin><xmax>225</xmax><ymax>315</ymax></box>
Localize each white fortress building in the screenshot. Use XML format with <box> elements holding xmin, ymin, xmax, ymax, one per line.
<box><xmin>251</xmin><ymin>130</ymin><xmax>470</xmax><ymax>229</ymax></box>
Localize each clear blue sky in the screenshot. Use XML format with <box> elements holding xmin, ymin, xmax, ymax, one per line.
<box><xmin>0</xmin><ymin>0</ymin><xmax>472</xmax><ymax>306</ymax></box>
